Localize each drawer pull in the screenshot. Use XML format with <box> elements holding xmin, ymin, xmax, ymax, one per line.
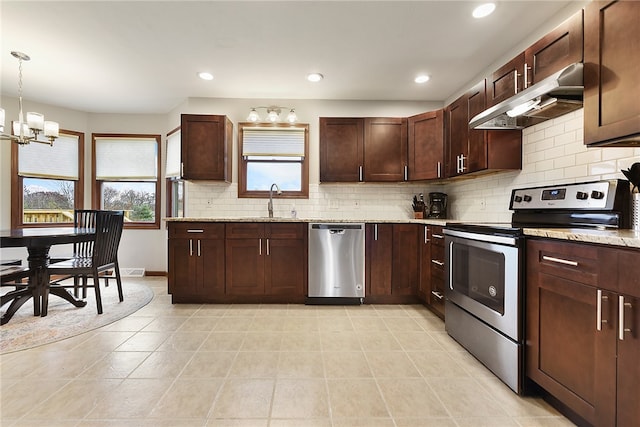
<box><xmin>431</xmin><ymin>260</ymin><xmax>444</xmax><ymax>266</ymax></box>
<box><xmin>619</xmin><ymin>296</ymin><xmax>633</xmax><ymax>341</ymax></box>
<box><xmin>596</xmin><ymin>289</ymin><xmax>608</xmax><ymax>331</ymax></box>
<box><xmin>189</xmin><ymin>239</ymin><xmax>193</xmax><ymax>256</ymax></box>
<box><xmin>431</xmin><ymin>291</ymin><xmax>444</xmax><ymax>300</ymax></box>
<box><xmin>424</xmin><ymin>226</ymin><xmax>430</xmax><ymax>244</ymax></box>
<box><xmin>432</xmin><ymin>234</ymin><xmax>444</xmax><ymax>239</ymax></box>
<box><xmin>197</xmin><ymin>240</ymin><xmax>201</xmax><ymax>257</ymax></box>
<box><xmin>542</xmin><ymin>255</ymin><xmax>578</xmax><ymax>267</ymax></box>
<box><xmin>187</xmin><ymin>229</ymin><xmax>204</xmax><ymax>233</ymax></box>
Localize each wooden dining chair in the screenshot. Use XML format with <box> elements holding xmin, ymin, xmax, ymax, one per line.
<box><xmin>1</xmin><ymin>262</ymin><xmax>32</xmax><ymax>324</ymax></box>
<box><xmin>47</xmin><ymin>210</ymin><xmax>125</xmax><ymax>314</ymax></box>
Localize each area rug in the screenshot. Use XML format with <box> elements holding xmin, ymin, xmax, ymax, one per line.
<box><xmin>0</xmin><ymin>281</ymin><xmax>154</xmax><ymax>354</ymax></box>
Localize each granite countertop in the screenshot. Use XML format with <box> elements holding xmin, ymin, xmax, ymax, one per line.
<box><xmin>166</xmin><ymin>217</ymin><xmax>451</xmax><ymax>226</ymax></box>
<box><xmin>524</xmin><ymin>227</ymin><xmax>640</xmax><ymax>249</ymax></box>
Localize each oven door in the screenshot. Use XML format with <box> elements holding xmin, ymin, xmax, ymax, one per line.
<box><xmin>445</xmin><ymin>229</ymin><xmax>522</xmax><ymax>342</ymax></box>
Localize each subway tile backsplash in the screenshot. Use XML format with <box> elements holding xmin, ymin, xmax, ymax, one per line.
<box><xmin>187</xmin><ymin>109</ymin><xmax>640</xmax><ymax>222</ymax></box>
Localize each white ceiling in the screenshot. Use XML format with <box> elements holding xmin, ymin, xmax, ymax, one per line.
<box><xmin>1</xmin><ymin>1</ymin><xmax>584</xmax><ymax>115</ymax></box>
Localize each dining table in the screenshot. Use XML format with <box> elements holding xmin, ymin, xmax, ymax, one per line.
<box><xmin>0</xmin><ymin>227</ymin><xmax>95</xmax><ymax>325</ymax></box>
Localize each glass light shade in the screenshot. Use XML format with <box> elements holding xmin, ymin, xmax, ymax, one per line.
<box><xmin>27</xmin><ymin>112</ymin><xmax>44</xmax><ymax>130</ymax></box>
<box><xmin>267</xmin><ymin>110</ymin><xmax>279</xmax><ymax>122</ymax></box>
<box><xmin>506</xmin><ymin>99</ymin><xmax>540</xmax><ymax>117</ymax></box>
<box><xmin>44</xmin><ymin>121</ymin><xmax>59</xmax><ymax>137</ymax></box>
<box><xmin>247</xmin><ymin>109</ymin><xmax>261</xmax><ymax>122</ymax></box>
<box><xmin>0</xmin><ymin>107</ymin><xmax>5</xmax><ymax>132</ymax></box>
<box><xmin>287</xmin><ymin>109</ymin><xmax>297</xmax><ymax>123</ymax></box>
<box><xmin>13</xmin><ymin>121</ymin><xmax>29</xmax><ymax>137</ymax></box>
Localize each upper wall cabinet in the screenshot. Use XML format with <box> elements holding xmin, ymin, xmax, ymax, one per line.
<box><xmin>180</xmin><ymin>114</ymin><xmax>233</xmax><ymax>181</ymax></box>
<box><xmin>487</xmin><ymin>10</ymin><xmax>583</xmax><ymax>108</ymax></box>
<box><xmin>319</xmin><ymin>117</ymin><xmax>408</xmax><ymax>182</ymax></box>
<box><xmin>584</xmin><ymin>1</ymin><xmax>640</xmax><ymax>146</ymax></box>
<box><xmin>407</xmin><ymin>110</ymin><xmax>444</xmax><ymax>180</ymax></box>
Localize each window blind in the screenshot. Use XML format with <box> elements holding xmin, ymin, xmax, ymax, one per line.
<box><xmin>242</xmin><ymin>127</ymin><xmax>305</xmax><ymax>158</ymax></box>
<box><xmin>18</xmin><ymin>133</ymin><xmax>79</xmax><ymax>180</ymax></box>
<box><xmin>165</xmin><ymin>131</ymin><xmax>181</xmax><ymax>178</ymax></box>
<box><xmin>95</xmin><ymin>137</ymin><xmax>157</xmax><ymax>180</ymax></box>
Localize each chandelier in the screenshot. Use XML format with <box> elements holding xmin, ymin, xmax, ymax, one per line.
<box><xmin>247</xmin><ymin>106</ymin><xmax>297</xmax><ymax>123</ymax></box>
<box><xmin>0</xmin><ymin>51</ymin><xmax>59</xmax><ymax>146</ymax></box>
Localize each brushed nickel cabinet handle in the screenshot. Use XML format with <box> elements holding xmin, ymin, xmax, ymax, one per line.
<box><xmin>189</xmin><ymin>239</ymin><xmax>193</xmax><ymax>257</ymax></box>
<box><xmin>404</xmin><ymin>165</ymin><xmax>408</xmax><ymax>181</ymax></box>
<box><xmin>359</xmin><ymin>166</ymin><xmax>363</xmax><ymax>182</ymax></box>
<box><xmin>266</xmin><ymin>238</ymin><xmax>270</xmax><ymax>256</ymax></box>
<box><xmin>449</xmin><ymin>241</ymin><xmax>454</xmax><ymax>290</ymax></box>
<box><xmin>619</xmin><ymin>295</ymin><xmax>633</xmax><ymax>340</ymax></box>
<box><xmin>542</xmin><ymin>255</ymin><xmax>578</xmax><ymax>267</ymax></box>
<box><xmin>424</xmin><ymin>226</ymin><xmax>430</xmax><ymax>244</ymax></box>
<box><xmin>187</xmin><ymin>229</ymin><xmax>204</xmax><ymax>233</ymax></box>
<box><xmin>437</xmin><ymin>162</ymin><xmax>441</xmax><ymax>178</ymax></box>
<box><xmin>259</xmin><ymin>238</ymin><xmax>262</xmax><ymax>256</ymax></box>
<box><xmin>431</xmin><ymin>291</ymin><xmax>444</xmax><ymax>300</ymax></box>
<box><xmin>431</xmin><ymin>260</ymin><xmax>444</xmax><ymax>266</ymax></box>
<box><xmin>524</xmin><ymin>63</ymin><xmax>532</xmax><ymax>89</ymax></box>
<box><xmin>197</xmin><ymin>240</ymin><xmax>201</xmax><ymax>257</ymax></box>
<box><xmin>432</xmin><ymin>234</ymin><xmax>444</xmax><ymax>239</ymax></box>
<box><xmin>374</xmin><ymin>224</ymin><xmax>378</xmax><ymax>241</ymax></box>
<box><xmin>514</xmin><ymin>70</ymin><xmax>519</xmax><ymax>94</ymax></box>
<box><xmin>597</xmin><ymin>289</ymin><xmax>608</xmax><ymax>331</ymax></box>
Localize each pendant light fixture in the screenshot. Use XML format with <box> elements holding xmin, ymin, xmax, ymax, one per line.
<box><xmin>246</xmin><ymin>106</ymin><xmax>298</xmax><ymax>123</ymax></box>
<box><xmin>0</xmin><ymin>51</ymin><xmax>60</xmax><ymax>146</ymax></box>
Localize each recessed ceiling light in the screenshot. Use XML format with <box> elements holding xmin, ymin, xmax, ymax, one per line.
<box><xmin>472</xmin><ymin>3</ymin><xmax>496</xmax><ymax>19</ymax></box>
<box><xmin>307</xmin><ymin>73</ymin><xmax>324</xmax><ymax>82</ymax></box>
<box><xmin>198</xmin><ymin>72</ymin><xmax>214</xmax><ymax>81</ymax></box>
<box><xmin>415</xmin><ymin>74</ymin><xmax>430</xmax><ymax>84</ymax></box>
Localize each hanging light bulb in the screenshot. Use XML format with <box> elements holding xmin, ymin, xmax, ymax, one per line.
<box><xmin>247</xmin><ymin>108</ymin><xmax>261</xmax><ymax>122</ymax></box>
<box><xmin>267</xmin><ymin>109</ymin><xmax>280</xmax><ymax>122</ymax></box>
<box><xmin>246</xmin><ymin>106</ymin><xmax>298</xmax><ymax>123</ymax></box>
<box><xmin>286</xmin><ymin>109</ymin><xmax>297</xmax><ymax>123</ymax></box>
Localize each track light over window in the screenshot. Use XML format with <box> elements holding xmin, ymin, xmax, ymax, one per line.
<box><xmin>247</xmin><ymin>106</ymin><xmax>297</xmax><ymax>124</ymax></box>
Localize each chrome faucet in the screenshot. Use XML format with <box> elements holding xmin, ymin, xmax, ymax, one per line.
<box><xmin>268</xmin><ymin>183</ymin><xmax>282</xmax><ymax>218</ymax></box>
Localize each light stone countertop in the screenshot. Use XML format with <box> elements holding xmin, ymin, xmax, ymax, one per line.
<box><xmin>166</xmin><ymin>218</ymin><xmax>640</xmax><ymax>249</ymax></box>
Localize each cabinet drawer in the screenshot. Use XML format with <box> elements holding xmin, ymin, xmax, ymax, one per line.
<box><xmin>431</xmin><ymin>226</ymin><xmax>445</xmax><ymax>247</ymax></box>
<box><xmin>527</xmin><ymin>239</ymin><xmax>600</xmax><ymax>286</ymax></box>
<box><xmin>226</xmin><ymin>222</ymin><xmax>265</xmax><ymax>239</ymax></box>
<box><xmin>267</xmin><ymin>223</ymin><xmax>306</xmax><ymax>239</ymax></box>
<box><xmin>169</xmin><ymin>222</ymin><xmax>225</xmax><ymax>239</ymax></box>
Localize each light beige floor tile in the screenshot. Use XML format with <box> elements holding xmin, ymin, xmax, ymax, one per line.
<box><xmin>271</xmin><ymin>378</ymin><xmax>329</xmax><ymax>418</ymax></box>
<box><xmin>229</xmin><ymin>351</ymin><xmax>279</xmax><ymax>378</ymax></box>
<box><xmin>200</xmin><ymin>332</ymin><xmax>246</xmax><ymax>351</ymax></box>
<box><xmin>248</xmin><ymin>316</ymin><xmax>285</xmax><ymax>332</ymax></box>
<box><xmin>277</xmin><ymin>351</ymin><xmax>325</xmax><ymax>378</ymax></box>
<box><xmin>280</xmin><ymin>332</ymin><xmax>322</xmax><ymax>351</ymax></box>
<box><xmin>414</xmin><ymin>317</ymin><xmax>447</xmax><ymax>332</ymax></box>
<box><xmin>317</xmin><ymin>317</ymin><xmax>354</xmax><ymax>331</ymax></box>
<box><xmin>26</xmin><ymin>350</ymin><xmax>106</xmax><ymax>379</ymax></box>
<box><xmin>214</xmin><ymin>317</ymin><xmax>254</xmax><ymax>331</ymax></box>
<box><xmin>128</xmin><ymin>351</ymin><xmax>194</xmax><ymax>378</ymax></box>
<box><xmin>429</xmin><ymin>331</ymin><xmax>466</xmax><ymax>351</ymax></box>
<box><xmin>178</xmin><ymin>316</ymin><xmax>220</xmax><ymax>331</ymax></box>
<box><xmin>365</xmin><ymin>351</ymin><xmax>421</xmax><ymax>378</ymax></box>
<box><xmin>181</xmin><ymin>351</ymin><xmax>237</xmax><ymax>378</ymax></box>
<box><xmin>383</xmin><ymin>317</ymin><xmax>424</xmax><ymax>332</ymax></box>
<box><xmin>475</xmin><ymin>375</ymin><xmax>562</xmax><ymax>418</ymax></box>
<box><xmin>281</xmin><ymin>316</ymin><xmax>319</xmax><ymax>331</ymax></box>
<box><xmin>99</xmin><ymin>315</ymin><xmax>155</xmax><ymax>331</ymax></box>
<box><xmin>394</xmin><ymin>331</ymin><xmax>445</xmax><ymax>351</ymax></box>
<box><xmin>269</xmin><ymin>419</ymin><xmax>331</xmax><ymax>427</ymax></box>
<box><xmin>157</xmin><ymin>331</ymin><xmax>209</xmax><ymax>351</ymax></box>
<box><xmin>351</xmin><ymin>317</ymin><xmax>389</xmax><ymax>332</ymax></box>
<box><xmin>115</xmin><ymin>331</ymin><xmax>171</xmax><ymax>351</ymax></box>
<box><xmin>319</xmin><ymin>331</ymin><xmax>362</xmax><ymax>351</ymax></box>
<box><xmin>377</xmin><ymin>378</ymin><xmax>449</xmax><ymax>418</ymax></box>
<box><xmin>327</xmin><ymin>378</ymin><xmax>389</xmax><ymax>418</ymax></box>
<box><xmin>323</xmin><ymin>351</ymin><xmax>373</xmax><ymax>378</ymax></box>
<box><xmin>141</xmin><ymin>315</ymin><xmax>189</xmax><ymax>332</ymax></box>
<box><xmin>77</xmin><ymin>420</ymin><xmax>207</xmax><ymax>427</ymax></box>
<box><xmin>332</xmin><ymin>419</ymin><xmax>395</xmax><ymax>427</ymax></box>
<box><xmin>86</xmin><ymin>378</ymin><xmax>174</xmax><ymax>419</ymax></box>
<box><xmin>407</xmin><ymin>351</ymin><xmax>471</xmax><ymax>378</ymax></box>
<box><xmin>345</xmin><ymin>305</ymin><xmax>379</xmax><ymax>317</ymax></box>
<box><xmin>11</xmin><ymin>419</ymin><xmax>79</xmax><ymax>426</ymax></box>
<box><xmin>70</xmin><ymin>331</ymin><xmax>136</xmax><ymax>352</ymax></box>
<box><xmin>240</xmin><ymin>332</ymin><xmax>283</xmax><ymax>351</ymax></box>
<box><xmin>513</xmin><ymin>417</ymin><xmax>577</xmax><ymax>427</ymax></box>
<box><xmin>285</xmin><ymin>304</ymin><xmax>318</xmax><ymax>317</ymax></box>
<box><xmin>394</xmin><ymin>418</ymin><xmax>458</xmax><ymax>427</ymax></box>
<box><xmin>149</xmin><ymin>378</ymin><xmax>223</xmax><ymax>418</ymax></box>
<box><xmin>454</xmin><ymin>417</ymin><xmax>519</xmax><ymax>427</ymax></box>
<box><xmin>373</xmin><ymin>305</ymin><xmax>411</xmax><ymax>317</ymax></box>
<box><xmin>429</xmin><ymin>377</ymin><xmax>510</xmax><ymax>418</ymax></box>
<box><xmin>78</xmin><ymin>351</ymin><xmax>150</xmax><ymax>378</ymax></box>
<box><xmin>358</xmin><ymin>331</ymin><xmax>402</xmax><ymax>351</ymax></box>
<box><xmin>205</xmin><ymin>419</ymin><xmax>268</xmax><ymax>427</ymax></box>
<box><xmin>0</xmin><ymin>379</ymin><xmax>67</xmax><ymax>419</ymax></box>
<box><xmin>210</xmin><ymin>378</ymin><xmax>274</xmax><ymax>418</ymax></box>
<box><xmin>315</xmin><ymin>306</ymin><xmax>349</xmax><ymax>318</ymax></box>
<box><xmin>194</xmin><ymin>304</ymin><xmax>231</xmax><ymax>317</ymax></box>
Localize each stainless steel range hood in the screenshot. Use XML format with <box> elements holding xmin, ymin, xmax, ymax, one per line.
<box><xmin>469</xmin><ymin>63</ymin><xmax>583</xmax><ymax>130</ymax></box>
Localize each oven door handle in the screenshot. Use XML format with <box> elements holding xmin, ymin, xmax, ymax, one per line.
<box><xmin>449</xmin><ymin>241</ymin><xmax>454</xmax><ymax>290</ymax></box>
<box><xmin>444</xmin><ymin>229</ymin><xmax>518</xmax><ymax>246</ymax></box>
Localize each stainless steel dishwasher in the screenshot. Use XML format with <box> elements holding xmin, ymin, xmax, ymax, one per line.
<box><xmin>307</xmin><ymin>223</ymin><xmax>365</xmax><ymax>304</ymax></box>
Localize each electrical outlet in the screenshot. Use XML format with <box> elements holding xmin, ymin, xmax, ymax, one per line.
<box><xmin>353</xmin><ymin>200</ymin><xmax>360</xmax><ymax>209</ymax></box>
<box><xmin>328</xmin><ymin>199</ymin><xmax>339</xmax><ymax>210</ymax></box>
<box><xmin>479</xmin><ymin>198</ymin><xmax>486</xmax><ymax>210</ymax></box>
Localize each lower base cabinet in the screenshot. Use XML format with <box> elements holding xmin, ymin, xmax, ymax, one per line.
<box><xmin>526</xmin><ymin>239</ymin><xmax>640</xmax><ymax>427</ymax></box>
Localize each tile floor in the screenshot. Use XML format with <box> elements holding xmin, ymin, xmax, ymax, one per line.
<box><xmin>0</xmin><ymin>277</ymin><xmax>575</xmax><ymax>427</ymax></box>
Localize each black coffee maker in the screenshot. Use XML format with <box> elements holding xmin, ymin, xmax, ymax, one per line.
<box><xmin>427</xmin><ymin>192</ymin><xmax>448</xmax><ymax>219</ymax></box>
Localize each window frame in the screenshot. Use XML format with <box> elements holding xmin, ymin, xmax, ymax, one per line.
<box><xmin>237</xmin><ymin>122</ymin><xmax>309</xmax><ymax>199</ymax></box>
<box><xmin>11</xmin><ymin>129</ymin><xmax>85</xmax><ymax>229</ymax></box>
<box><xmin>91</xmin><ymin>133</ymin><xmax>161</xmax><ymax>230</ymax></box>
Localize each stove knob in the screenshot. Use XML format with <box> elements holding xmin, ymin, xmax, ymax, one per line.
<box><xmin>514</xmin><ymin>195</ymin><xmax>523</xmax><ymax>203</ymax></box>
<box><xmin>576</xmin><ymin>191</ymin><xmax>588</xmax><ymax>200</ymax></box>
<box><xmin>523</xmin><ymin>195</ymin><xmax>532</xmax><ymax>202</ymax></box>
<box><xmin>591</xmin><ymin>190</ymin><xmax>605</xmax><ymax>199</ymax></box>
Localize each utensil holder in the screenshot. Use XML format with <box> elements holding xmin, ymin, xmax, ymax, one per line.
<box><xmin>632</xmin><ymin>193</ymin><xmax>640</xmax><ymax>231</ymax></box>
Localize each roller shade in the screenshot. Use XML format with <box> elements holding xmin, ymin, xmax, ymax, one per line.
<box><xmin>165</xmin><ymin>131</ymin><xmax>181</xmax><ymax>178</ymax></box>
<box><xmin>242</xmin><ymin>127</ymin><xmax>305</xmax><ymax>158</ymax></box>
<box><xmin>95</xmin><ymin>136</ymin><xmax>158</xmax><ymax>180</ymax></box>
<box><xmin>18</xmin><ymin>133</ymin><xmax>79</xmax><ymax>180</ymax></box>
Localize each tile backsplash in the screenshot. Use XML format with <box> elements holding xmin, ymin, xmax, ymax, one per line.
<box><xmin>187</xmin><ymin>109</ymin><xmax>640</xmax><ymax>222</ymax></box>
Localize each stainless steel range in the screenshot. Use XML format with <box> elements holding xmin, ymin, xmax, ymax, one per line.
<box><xmin>444</xmin><ymin>179</ymin><xmax>630</xmax><ymax>394</ymax></box>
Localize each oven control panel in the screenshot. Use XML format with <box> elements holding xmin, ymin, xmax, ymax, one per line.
<box><xmin>510</xmin><ymin>180</ymin><xmax>620</xmax><ymax>210</ymax></box>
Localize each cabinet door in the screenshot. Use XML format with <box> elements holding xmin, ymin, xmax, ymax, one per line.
<box><xmin>168</xmin><ymin>237</ymin><xmax>197</xmax><ymax>295</ymax></box>
<box><xmin>407</xmin><ymin>110</ymin><xmax>444</xmax><ymax>180</ymax></box>
<box><xmin>418</xmin><ymin>225</ymin><xmax>431</xmax><ymax>302</ymax></box>
<box><xmin>467</xmin><ymin>81</ymin><xmax>488</xmax><ymax>173</ymax></box>
<box><xmin>525</xmin><ymin>10</ymin><xmax>583</xmax><ymax>86</ymax></box>
<box><xmin>616</xmin><ymin>292</ymin><xmax>640</xmax><ymax>427</ymax></box>
<box><xmin>198</xmin><ymin>238</ymin><xmax>226</xmax><ymax>296</ymax></box>
<box><xmin>319</xmin><ymin>118</ymin><xmax>364</xmax><ymax>182</ymax></box>
<box><xmin>487</xmin><ymin>53</ymin><xmax>525</xmax><ymax>107</ymax></box>
<box><xmin>180</xmin><ymin>114</ymin><xmax>232</xmax><ymax>181</ymax></box>
<box><xmin>584</xmin><ymin>1</ymin><xmax>640</xmax><ymax>146</ymax></box>
<box><xmin>364</xmin><ymin>118</ymin><xmax>408</xmax><ymax>182</ymax></box>
<box><xmin>366</xmin><ymin>224</ymin><xmax>393</xmax><ymax>296</ymax></box>
<box><xmin>445</xmin><ymin>95</ymin><xmax>469</xmax><ymax>177</ymax></box>
<box><xmin>265</xmin><ymin>238</ymin><xmax>306</xmax><ymax>296</ymax></box>
<box><xmin>391</xmin><ymin>224</ymin><xmax>419</xmax><ymax>296</ymax></box>
<box><xmin>225</xmin><ymin>238</ymin><xmax>265</xmax><ymax>295</ymax></box>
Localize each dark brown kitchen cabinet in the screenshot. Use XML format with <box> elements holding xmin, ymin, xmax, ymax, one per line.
<box><xmin>319</xmin><ymin>118</ymin><xmax>364</xmax><ymax>182</ymax></box>
<box><xmin>584</xmin><ymin>1</ymin><xmax>640</xmax><ymax>146</ymax></box>
<box><xmin>180</xmin><ymin>114</ymin><xmax>233</xmax><ymax>180</ymax></box>
<box><xmin>365</xmin><ymin>223</ymin><xmax>419</xmax><ymax>302</ymax></box>
<box><xmin>168</xmin><ymin>222</ymin><xmax>225</xmax><ymax>302</ymax></box>
<box><xmin>225</xmin><ymin>222</ymin><xmax>306</xmax><ymax>297</ymax></box>
<box><xmin>428</xmin><ymin>225</ymin><xmax>445</xmax><ymax>318</ymax></box>
<box><xmin>408</xmin><ymin>110</ymin><xmax>444</xmax><ymax>180</ymax></box>
<box><xmin>527</xmin><ymin>239</ymin><xmax>640</xmax><ymax>427</ymax></box>
<box><xmin>417</xmin><ymin>224</ymin><xmax>431</xmax><ymax>303</ymax></box>
<box><xmin>319</xmin><ymin>117</ymin><xmax>408</xmax><ymax>182</ymax></box>
<box><xmin>446</xmin><ymin>81</ymin><xmax>522</xmax><ymax>178</ymax></box>
<box><xmin>487</xmin><ymin>53</ymin><xmax>525</xmax><ymax>108</ymax></box>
